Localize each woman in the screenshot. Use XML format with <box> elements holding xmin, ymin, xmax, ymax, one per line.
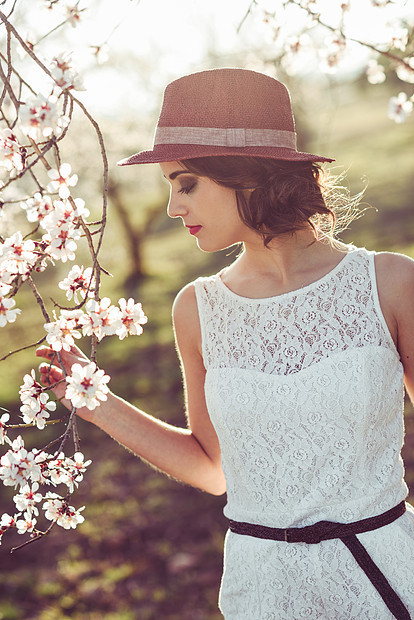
<box><xmin>37</xmin><ymin>68</ymin><xmax>414</xmax><ymax>619</ymax></box>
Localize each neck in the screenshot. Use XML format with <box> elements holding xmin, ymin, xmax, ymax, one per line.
<box><xmin>243</xmin><ymin>229</ymin><xmax>333</xmax><ymax>272</ymax></box>
<box><xmin>223</xmin><ymin>228</ymin><xmax>348</xmax><ymax>298</ymax></box>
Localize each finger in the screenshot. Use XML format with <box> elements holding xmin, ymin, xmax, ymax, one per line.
<box><xmin>36</xmin><ymin>346</ymin><xmax>89</xmax><ymax>372</ymax></box>
<box><xmin>36</xmin><ymin>348</ymin><xmax>70</xmax><ymax>375</ymax></box>
<box><xmin>36</xmin><ymin>346</ymin><xmax>57</xmax><ymax>360</ymax></box>
<box><xmin>38</xmin><ymin>364</ymin><xmax>67</xmax><ymax>401</ymax></box>
<box><xmin>38</xmin><ymin>362</ymin><xmax>63</xmax><ymax>384</ymax></box>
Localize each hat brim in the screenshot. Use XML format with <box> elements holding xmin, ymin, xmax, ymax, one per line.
<box><xmin>117</xmin><ymin>144</ymin><xmax>334</xmax><ymax>166</ymax></box>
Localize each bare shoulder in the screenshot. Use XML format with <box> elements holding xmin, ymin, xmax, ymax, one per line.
<box><xmin>372</xmin><ymin>251</ymin><xmax>414</xmax><ymax>351</ymax></box>
<box><xmin>172</xmin><ymin>282</ymin><xmax>198</xmax><ymax>322</ymax></box>
<box><xmin>374</xmin><ymin>250</ymin><xmax>414</xmax><ymax>277</ymax></box>
<box><xmin>374</xmin><ymin>251</ymin><xmax>414</xmax><ymax>301</ymax></box>
<box><xmin>374</xmin><ymin>251</ymin><xmax>414</xmax><ymax>400</ymax></box>
<box><xmin>172</xmin><ymin>282</ymin><xmax>202</xmax><ymax>353</ymax></box>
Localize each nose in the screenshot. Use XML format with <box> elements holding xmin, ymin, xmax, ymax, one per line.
<box><xmin>167</xmin><ymin>189</ymin><xmax>188</xmax><ymax>219</ymax></box>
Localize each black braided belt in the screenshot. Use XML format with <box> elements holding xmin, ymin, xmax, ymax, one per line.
<box><xmin>228</xmin><ymin>501</ymin><xmax>410</xmax><ymax>620</ymax></box>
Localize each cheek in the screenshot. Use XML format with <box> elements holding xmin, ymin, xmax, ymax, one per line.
<box><xmin>215</xmin><ymin>189</ymin><xmax>240</xmax><ymax>219</ymax></box>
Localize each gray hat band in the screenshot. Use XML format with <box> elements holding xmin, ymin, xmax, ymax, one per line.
<box><xmin>154</xmin><ymin>126</ymin><xmax>297</xmax><ymax>149</ymax></box>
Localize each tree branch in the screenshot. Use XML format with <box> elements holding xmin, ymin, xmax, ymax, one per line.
<box><xmin>0</xmin><ymin>336</ymin><xmax>46</xmax><ymax>362</ymax></box>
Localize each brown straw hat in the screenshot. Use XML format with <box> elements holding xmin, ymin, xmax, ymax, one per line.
<box><xmin>118</xmin><ymin>68</ymin><xmax>334</xmax><ymax>166</ymax></box>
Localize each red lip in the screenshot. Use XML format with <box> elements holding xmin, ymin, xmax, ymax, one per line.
<box><xmin>186</xmin><ymin>225</ymin><xmax>202</xmax><ymax>235</ymax></box>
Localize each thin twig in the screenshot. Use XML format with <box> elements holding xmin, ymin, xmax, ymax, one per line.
<box><xmin>68</xmin><ymin>93</ymin><xmax>109</xmax><ymax>259</ymax></box>
<box><xmin>97</xmin><ymin>0</ymin><xmax>141</xmax><ymax>48</ymax></box>
<box><xmin>10</xmin><ymin>521</ymin><xmax>56</xmax><ymax>553</ymax></box>
<box><xmin>72</xmin><ymin>417</ymin><xmax>80</xmax><ymax>452</ymax></box>
<box><xmin>0</xmin><ymin>137</ymin><xmax>57</xmax><ymax>191</ymax></box>
<box><xmin>6</xmin><ymin>0</ymin><xmax>18</xmax><ymax>18</ymax></box>
<box><xmin>40</xmin><ymin>429</ymin><xmax>71</xmax><ymax>453</ymax></box>
<box><xmin>237</xmin><ymin>0</ymin><xmax>258</xmax><ymax>34</ymax></box>
<box><xmin>0</xmin><ymin>336</ymin><xmax>46</xmax><ymax>362</ymax></box>
<box><xmin>286</xmin><ymin>0</ymin><xmax>414</xmax><ymax>72</ymax></box>
<box><xmin>34</xmin><ymin>18</ymin><xmax>73</xmax><ymax>46</ymax></box>
<box><xmin>27</xmin><ymin>167</ymin><xmax>45</xmax><ymax>195</ymax></box>
<box><xmin>66</xmin><ymin>92</ymin><xmax>109</xmax><ymax>363</ymax></box>
<box><xmin>28</xmin><ymin>136</ymin><xmax>52</xmax><ymax>170</ymax></box>
<box><xmin>0</xmin><ymin>11</ymin><xmax>54</xmax><ymax>81</ymax></box>
<box><xmin>27</xmin><ymin>276</ymin><xmax>51</xmax><ymax>323</ymax></box>
<box><xmin>54</xmin><ymin>406</ymin><xmax>77</xmax><ymax>456</ymax></box>
<box><xmin>0</xmin><ymin>51</ymin><xmax>37</xmax><ymax>96</ymax></box>
<box><xmin>0</xmin><ymin>28</ymin><xmax>12</xmax><ymax>109</ymax></box>
<box><xmin>6</xmin><ymin>416</ymin><xmax>68</xmax><ymax>429</ymax></box>
<box><xmin>0</xmin><ymin>56</ymin><xmax>21</xmax><ymax>113</ymax></box>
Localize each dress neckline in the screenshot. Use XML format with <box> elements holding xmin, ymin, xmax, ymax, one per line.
<box><xmin>215</xmin><ymin>247</ymin><xmax>358</xmax><ymax>303</ymax></box>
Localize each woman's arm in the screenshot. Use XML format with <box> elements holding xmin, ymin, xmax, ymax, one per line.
<box><xmin>36</xmin><ymin>283</ymin><xmax>226</xmax><ymax>496</ymax></box>
<box><xmin>375</xmin><ymin>251</ymin><xmax>414</xmax><ymax>403</ymax></box>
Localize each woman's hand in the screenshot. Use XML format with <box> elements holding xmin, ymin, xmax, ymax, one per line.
<box><xmin>36</xmin><ymin>344</ymin><xmax>96</xmax><ymax>422</ymax></box>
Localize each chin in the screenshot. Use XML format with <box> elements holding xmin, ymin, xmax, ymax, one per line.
<box><xmin>197</xmin><ymin>239</ymin><xmax>241</xmax><ymax>253</ymax></box>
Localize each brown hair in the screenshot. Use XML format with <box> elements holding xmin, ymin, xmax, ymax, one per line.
<box><xmin>181</xmin><ymin>156</ymin><xmax>361</xmax><ymax>246</ymax></box>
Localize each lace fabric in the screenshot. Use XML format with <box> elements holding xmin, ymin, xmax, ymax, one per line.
<box><xmin>194</xmin><ymin>247</ymin><xmax>414</xmax><ymax>619</ymax></box>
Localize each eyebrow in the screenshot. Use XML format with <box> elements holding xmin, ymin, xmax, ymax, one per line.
<box><xmin>166</xmin><ymin>170</ymin><xmax>193</xmax><ymax>180</ymax></box>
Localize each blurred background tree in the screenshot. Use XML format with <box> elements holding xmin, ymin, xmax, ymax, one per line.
<box><xmin>0</xmin><ymin>0</ymin><xmax>413</xmax><ymax>618</ymax></box>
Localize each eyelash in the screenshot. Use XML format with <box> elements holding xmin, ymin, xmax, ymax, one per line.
<box><xmin>178</xmin><ymin>183</ymin><xmax>196</xmax><ymax>195</ymax></box>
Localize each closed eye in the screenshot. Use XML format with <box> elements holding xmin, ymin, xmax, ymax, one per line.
<box><xmin>178</xmin><ymin>183</ymin><xmax>196</xmax><ymax>195</ymax></box>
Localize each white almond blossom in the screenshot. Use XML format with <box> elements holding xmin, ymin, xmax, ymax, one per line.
<box><xmin>0</xmin><ymin>436</ymin><xmax>42</xmax><ymax>488</ymax></box>
<box><xmin>71</xmin><ymin>197</ymin><xmax>89</xmax><ymax>219</ymax></box>
<box><xmin>44</xmin><ymin>309</ymin><xmax>83</xmax><ymax>351</ymax></box>
<box><xmin>42</xmin><ymin>198</ymin><xmax>89</xmax><ymax>233</ymax></box>
<box><xmin>65</xmin><ymin>361</ymin><xmax>110</xmax><ymax>410</ymax></box>
<box><xmin>0</xmin><ymin>513</ymin><xmax>16</xmax><ymax>541</ymax></box>
<box><xmin>48</xmin><ymin>451</ymin><xmax>91</xmax><ymax>492</ymax></box>
<box><xmin>0</xmin><ymin>129</ymin><xmax>24</xmax><ymax>172</ymax></box>
<box><xmin>43</xmin><ymin>492</ymin><xmax>85</xmax><ymax>529</ymax></box>
<box><xmin>20</xmin><ymin>369</ymin><xmax>43</xmax><ymax>405</ymax></box>
<box><xmin>0</xmin><ymin>231</ymin><xmax>38</xmax><ymax>275</ymax></box>
<box><xmin>396</xmin><ymin>58</ymin><xmax>414</xmax><ymax>85</ymax></box>
<box><xmin>0</xmin><ymin>296</ymin><xmax>21</xmax><ymax>327</ymax></box>
<box><xmin>69</xmin><ymin>451</ymin><xmax>91</xmax><ymax>480</ymax></box>
<box><xmin>366</xmin><ymin>59</ymin><xmax>386</xmax><ymax>85</ymax></box>
<box><xmin>63</xmin><ymin>452</ymin><xmax>91</xmax><ymax>492</ymax></box>
<box><xmin>59</xmin><ymin>264</ymin><xmax>95</xmax><ymax>303</ymax></box>
<box><xmin>388</xmin><ymin>27</ymin><xmax>409</xmax><ymax>53</ymax></box>
<box><xmin>20</xmin><ymin>392</ymin><xmax>57</xmax><ymax>430</ymax></box>
<box><xmin>43</xmin><ymin>493</ymin><xmax>64</xmax><ymax>521</ymax></box>
<box><xmin>0</xmin><ymin>282</ymin><xmax>11</xmax><ymax>297</ymax></box>
<box><xmin>47</xmin><ymin>453</ymin><xmax>68</xmax><ymax>487</ymax></box>
<box><xmin>388</xmin><ymin>92</ymin><xmax>413</xmax><ymax>123</ymax></box>
<box><xmin>13</xmin><ymin>482</ymin><xmax>42</xmax><ymax>516</ymax></box>
<box><xmin>0</xmin><ymin>262</ymin><xmax>13</xmax><ymax>286</ymax></box>
<box><xmin>281</xmin><ymin>34</ymin><xmax>312</xmax><ymax>77</ymax></box>
<box><xmin>16</xmin><ymin>511</ymin><xmax>37</xmax><ymax>534</ymax></box>
<box><xmin>47</xmin><ymin>163</ymin><xmax>78</xmax><ymax>199</ymax></box>
<box><xmin>0</xmin><ymin>412</ymin><xmax>10</xmax><ymax>446</ymax></box>
<box><xmin>21</xmin><ymin>193</ymin><xmax>54</xmax><ymax>224</ymax></box>
<box><xmin>32</xmin><ymin>450</ymin><xmax>53</xmax><ymax>486</ymax></box>
<box><xmin>42</xmin><ymin>199</ymin><xmax>74</xmax><ymax>230</ymax></box>
<box><xmin>43</xmin><ymin>222</ymin><xmax>81</xmax><ymax>262</ymax></box>
<box><xmin>320</xmin><ymin>32</ymin><xmax>346</xmax><ymax>74</ymax></box>
<box><xmin>19</xmin><ymin>94</ymin><xmax>68</xmax><ymax>140</ymax></box>
<box><xmin>50</xmin><ymin>53</ymin><xmax>85</xmax><ymax>91</ymax></box>
<box><xmin>116</xmin><ymin>297</ymin><xmax>148</xmax><ymax>340</ymax></box>
<box><xmin>65</xmin><ymin>3</ymin><xmax>84</xmax><ymax>27</ymax></box>
<box><xmin>80</xmin><ymin>297</ymin><xmax>121</xmax><ymax>341</ymax></box>
<box><xmin>0</xmin><ymin>512</ymin><xmax>16</xmax><ymax>528</ymax></box>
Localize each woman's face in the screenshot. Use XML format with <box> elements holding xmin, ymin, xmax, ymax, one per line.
<box><xmin>160</xmin><ymin>161</ymin><xmax>258</xmax><ymax>253</ymax></box>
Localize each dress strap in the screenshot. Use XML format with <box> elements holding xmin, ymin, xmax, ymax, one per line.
<box><xmin>228</xmin><ymin>502</ymin><xmax>409</xmax><ymax>620</ymax></box>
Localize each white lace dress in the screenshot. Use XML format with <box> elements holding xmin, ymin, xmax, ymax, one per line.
<box><xmin>194</xmin><ymin>247</ymin><xmax>414</xmax><ymax>620</ymax></box>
